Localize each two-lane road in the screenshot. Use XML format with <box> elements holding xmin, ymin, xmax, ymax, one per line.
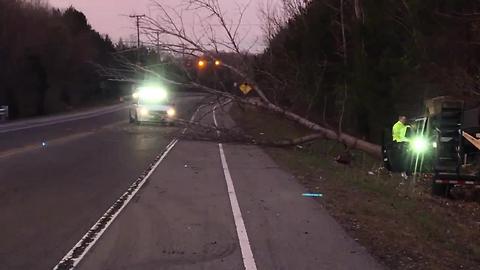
<box><xmin>0</xmin><ymin>94</ymin><xmax>383</xmax><ymax>270</ymax></box>
<box><xmin>73</xmin><ymin>102</ymin><xmax>384</xmax><ymax>270</ymax></box>
<box><xmin>0</xmin><ymin>93</ymin><xmax>204</xmax><ymax>270</ymax></box>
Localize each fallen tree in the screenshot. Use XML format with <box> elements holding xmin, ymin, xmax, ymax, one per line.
<box><xmin>244</xmin><ymin>98</ymin><xmax>381</xmax><ymax>157</ymax></box>
<box><xmin>105</xmin><ymin>0</ymin><xmax>382</xmax><ymax>158</ymax></box>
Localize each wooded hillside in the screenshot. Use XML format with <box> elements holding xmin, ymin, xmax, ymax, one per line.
<box><xmin>258</xmin><ymin>0</ymin><xmax>480</xmax><ymax>142</ymax></box>
<box><xmin>0</xmin><ymin>0</ymin><xmax>117</xmax><ymax>119</ymax></box>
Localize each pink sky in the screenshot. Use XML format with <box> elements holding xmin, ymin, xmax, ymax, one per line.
<box><xmin>48</xmin><ymin>0</ymin><xmax>278</xmax><ymax>51</ymax></box>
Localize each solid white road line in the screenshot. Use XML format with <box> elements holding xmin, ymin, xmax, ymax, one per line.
<box><xmin>53</xmin><ymin>107</ymin><xmax>201</xmax><ymax>270</ymax></box>
<box><xmin>53</xmin><ymin>139</ymin><xmax>178</xmax><ymax>270</ymax></box>
<box><xmin>214</xmin><ymin>105</ymin><xmax>258</xmax><ymax>270</ymax></box>
<box><xmin>218</xmin><ymin>144</ymin><xmax>258</xmax><ymax>270</ymax></box>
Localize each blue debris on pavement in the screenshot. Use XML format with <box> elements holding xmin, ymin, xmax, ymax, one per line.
<box><xmin>302</xmin><ymin>193</ymin><xmax>323</xmax><ymax>198</ymax></box>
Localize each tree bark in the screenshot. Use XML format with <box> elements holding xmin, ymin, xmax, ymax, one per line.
<box><xmin>244</xmin><ymin>98</ymin><xmax>382</xmax><ymax>158</ymax></box>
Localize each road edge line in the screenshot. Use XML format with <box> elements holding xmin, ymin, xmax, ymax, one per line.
<box><xmin>214</xmin><ymin>104</ymin><xmax>258</xmax><ymax>270</ymax></box>
<box><xmin>53</xmin><ymin>138</ymin><xmax>178</xmax><ymax>270</ymax></box>
<box><xmin>54</xmin><ymin>106</ymin><xmax>201</xmax><ymax>270</ymax></box>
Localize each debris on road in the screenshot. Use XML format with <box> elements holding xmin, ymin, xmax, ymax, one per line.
<box><xmin>335</xmin><ymin>151</ymin><xmax>352</xmax><ymax>165</ymax></box>
<box><xmin>302</xmin><ymin>193</ymin><xmax>323</xmax><ymax>198</ymax></box>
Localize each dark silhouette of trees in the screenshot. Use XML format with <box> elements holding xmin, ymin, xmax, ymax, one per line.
<box><xmin>0</xmin><ymin>0</ymin><xmax>117</xmax><ymax>119</ymax></box>
<box><xmin>258</xmin><ymin>0</ymin><xmax>480</xmax><ymax>142</ymax></box>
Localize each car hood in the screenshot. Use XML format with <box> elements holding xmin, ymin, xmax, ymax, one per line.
<box><xmin>139</xmin><ymin>104</ymin><xmax>173</xmax><ymax>111</ymax></box>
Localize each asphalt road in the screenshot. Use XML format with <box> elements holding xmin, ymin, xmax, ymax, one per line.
<box><xmin>75</xmin><ymin>103</ymin><xmax>384</xmax><ymax>270</ymax></box>
<box><xmin>0</xmin><ymin>94</ymin><xmax>384</xmax><ymax>270</ymax></box>
<box><xmin>0</xmin><ymin>93</ymin><xmax>205</xmax><ymax>270</ymax></box>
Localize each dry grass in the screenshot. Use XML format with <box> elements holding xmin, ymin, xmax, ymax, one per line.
<box><xmin>230</xmin><ymin>103</ymin><xmax>480</xmax><ymax>270</ymax></box>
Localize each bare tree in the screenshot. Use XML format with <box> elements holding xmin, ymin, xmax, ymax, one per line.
<box><xmin>105</xmin><ymin>0</ymin><xmax>381</xmax><ymax>157</ymax></box>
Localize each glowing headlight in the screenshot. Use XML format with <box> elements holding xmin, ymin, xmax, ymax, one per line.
<box><xmin>167</xmin><ymin>108</ymin><xmax>176</xmax><ymax>117</ymax></box>
<box><xmin>138</xmin><ymin>86</ymin><xmax>167</xmax><ymax>101</ymax></box>
<box><xmin>132</xmin><ymin>92</ymin><xmax>139</xmax><ymax>99</ymax></box>
<box><xmin>140</xmin><ymin>107</ymin><xmax>149</xmax><ymax>116</ymax></box>
<box><xmin>411</xmin><ymin>137</ymin><xmax>428</xmax><ymax>153</ymax></box>
<box><xmin>432</xmin><ymin>142</ymin><xmax>437</xmax><ymax>148</ymax></box>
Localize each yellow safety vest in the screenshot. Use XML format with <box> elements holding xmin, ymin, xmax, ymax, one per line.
<box><xmin>392</xmin><ymin>121</ymin><xmax>409</xmax><ymax>142</ymax></box>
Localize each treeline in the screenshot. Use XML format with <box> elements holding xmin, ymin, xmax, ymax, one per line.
<box><xmin>0</xmin><ymin>0</ymin><xmax>118</xmax><ymax>119</ymax></box>
<box><xmin>257</xmin><ymin>0</ymin><xmax>480</xmax><ymax>142</ymax></box>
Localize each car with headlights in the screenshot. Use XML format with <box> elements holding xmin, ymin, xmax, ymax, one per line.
<box><xmin>129</xmin><ymin>85</ymin><xmax>176</xmax><ymax>125</ymax></box>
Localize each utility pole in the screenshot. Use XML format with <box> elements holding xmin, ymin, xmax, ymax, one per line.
<box><xmin>156</xmin><ymin>31</ymin><xmax>162</xmax><ymax>62</ymax></box>
<box><xmin>129</xmin><ymin>14</ymin><xmax>145</xmax><ymax>62</ymax></box>
<box><xmin>129</xmin><ymin>14</ymin><xmax>145</xmax><ymax>48</ymax></box>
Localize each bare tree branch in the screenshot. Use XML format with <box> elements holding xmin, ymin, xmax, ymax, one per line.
<box><xmin>98</xmin><ymin>0</ymin><xmax>381</xmax><ymax>158</ymax></box>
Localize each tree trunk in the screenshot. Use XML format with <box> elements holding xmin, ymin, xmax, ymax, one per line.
<box><xmin>245</xmin><ymin>98</ymin><xmax>382</xmax><ymax>158</ymax></box>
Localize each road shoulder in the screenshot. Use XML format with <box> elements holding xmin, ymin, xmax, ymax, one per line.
<box><xmin>76</xmin><ymin>101</ymin><xmax>384</xmax><ymax>270</ymax></box>
<box><xmin>215</xmin><ymin>105</ymin><xmax>384</xmax><ymax>270</ymax></box>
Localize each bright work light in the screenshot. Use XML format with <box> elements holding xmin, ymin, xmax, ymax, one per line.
<box><xmin>411</xmin><ymin>137</ymin><xmax>429</xmax><ymax>153</ymax></box>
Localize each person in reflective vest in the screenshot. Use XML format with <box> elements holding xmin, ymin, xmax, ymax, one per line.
<box><xmin>392</xmin><ymin>115</ymin><xmax>411</xmax><ymax>179</ymax></box>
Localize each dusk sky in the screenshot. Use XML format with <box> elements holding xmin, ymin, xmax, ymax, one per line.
<box><xmin>48</xmin><ymin>0</ymin><xmax>279</xmax><ymax>51</ymax></box>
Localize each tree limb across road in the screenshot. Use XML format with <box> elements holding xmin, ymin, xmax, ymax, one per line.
<box><xmin>102</xmin><ymin>0</ymin><xmax>382</xmax><ymax>158</ymax></box>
